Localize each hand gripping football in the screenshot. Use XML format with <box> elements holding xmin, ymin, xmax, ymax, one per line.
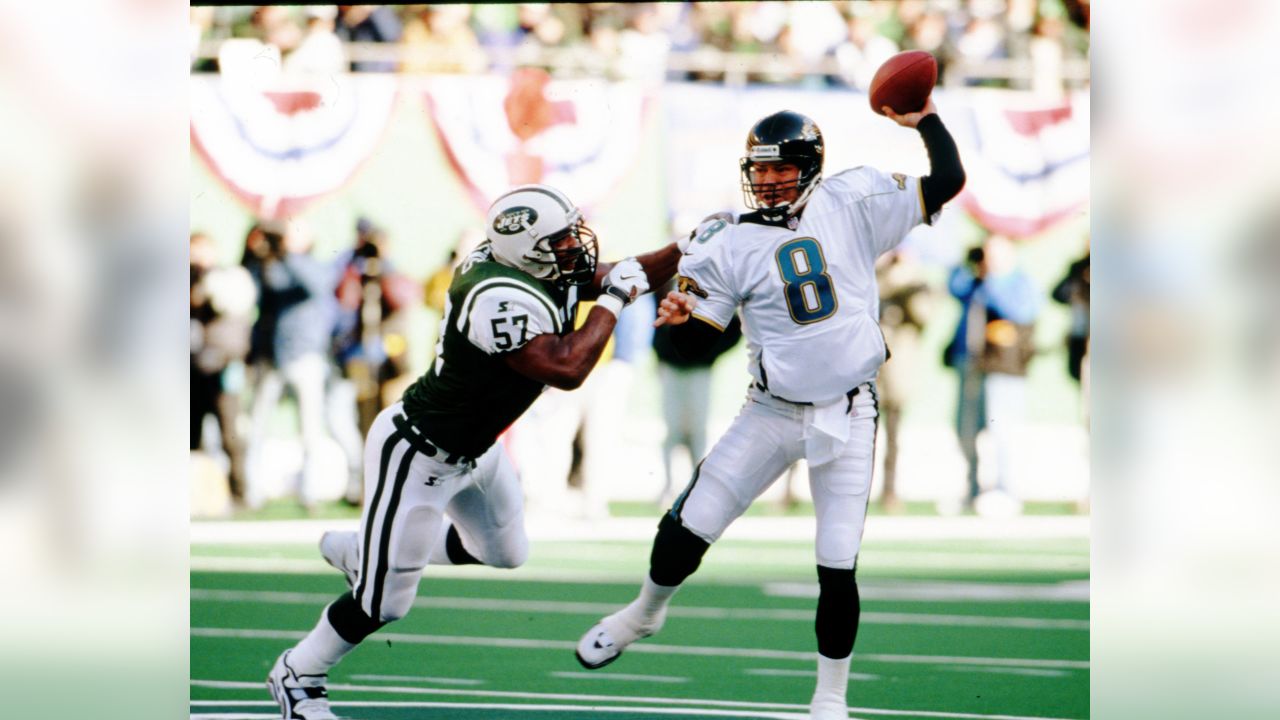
<box><xmin>869</xmin><ymin>50</ymin><xmax>938</xmax><ymax>116</ymax></box>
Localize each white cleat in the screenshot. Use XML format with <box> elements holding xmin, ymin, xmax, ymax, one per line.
<box><xmin>575</xmin><ymin>605</ymin><xmax>665</xmax><ymax>670</ymax></box>
<box><xmin>319</xmin><ymin>531</ymin><xmax>360</xmax><ymax>590</ymax></box>
<box><xmin>809</xmin><ymin>691</ymin><xmax>850</xmax><ymax>720</ymax></box>
<box><xmin>266</xmin><ymin>650</ymin><xmax>338</xmax><ymax>720</ymax></box>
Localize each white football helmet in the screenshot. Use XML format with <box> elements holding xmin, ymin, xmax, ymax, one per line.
<box><xmin>485</xmin><ymin>184</ymin><xmax>599</xmax><ymax>285</ymax></box>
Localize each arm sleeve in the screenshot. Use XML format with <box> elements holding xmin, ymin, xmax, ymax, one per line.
<box><xmin>461</xmin><ymin>285</ymin><xmax>560</xmax><ymax>354</ymax></box>
<box><xmin>917</xmin><ymin>113</ymin><xmax>966</xmax><ymax>217</ymax></box>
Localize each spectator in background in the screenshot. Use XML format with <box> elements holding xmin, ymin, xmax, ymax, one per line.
<box><xmin>244</xmin><ymin>219</ymin><xmax>339</xmax><ymax>511</ymax></box>
<box><xmin>283</xmin><ymin>5</ymin><xmax>345</xmax><ymax>76</ymax></box>
<box><xmin>903</xmin><ymin>10</ymin><xmax>952</xmax><ymax>83</ymax></box>
<box><xmin>191</xmin><ymin>232</ymin><xmax>256</xmax><ymax>506</ymax></box>
<box><xmin>945</xmin><ymin>235</ymin><xmax>1041</xmax><ymax>516</ymax></box>
<box><xmin>329</xmin><ymin>218</ymin><xmax>420</xmax><ymax>503</ymax></box>
<box><xmin>1052</xmin><ymin>247</ymin><xmax>1090</xmax><ymax>385</ymax></box>
<box><xmin>514</xmin><ymin>3</ymin><xmax>569</xmax><ymax>51</ymax></box>
<box><xmin>423</xmin><ymin>249</ymin><xmax>458</xmax><ymax>315</ymax></box>
<box><xmin>652</xmin><ymin>278</ymin><xmax>741</xmax><ymax>508</ymax></box>
<box><xmin>875</xmin><ymin>249</ymin><xmax>935</xmax><ymax>513</ymax></box>
<box><xmin>402</xmin><ymin>4</ymin><xmax>485</xmax><ymax>74</ymax></box>
<box><xmin>834</xmin><ymin>4</ymin><xmax>900</xmax><ymax>91</ymax></box>
<box><xmin>251</xmin><ymin>5</ymin><xmax>303</xmax><ymax>57</ymax></box>
<box><xmin>616</xmin><ymin>3</ymin><xmax>671</xmax><ymax>84</ymax></box>
<box><xmin>337</xmin><ymin>5</ymin><xmax>403</xmax><ymax>72</ymax></box>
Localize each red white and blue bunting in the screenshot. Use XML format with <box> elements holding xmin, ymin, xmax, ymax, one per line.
<box><xmin>190</xmin><ymin>75</ymin><xmax>399</xmax><ymax>219</ymax></box>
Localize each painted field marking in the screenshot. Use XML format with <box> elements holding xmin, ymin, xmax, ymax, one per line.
<box><xmin>745</xmin><ymin>668</ymin><xmax>880</xmax><ymax>681</ymax></box>
<box><xmin>349</xmin><ymin>673</ymin><xmax>484</xmax><ymax>685</ymax></box>
<box><xmin>192</xmin><ymin>627</ymin><xmax>1088</xmax><ymax>669</ymax></box>
<box><xmin>191</xmin><ymin>686</ymin><xmax>1082</xmax><ymax>720</ymax></box>
<box><xmin>190</xmin><ymin>589</ymin><xmax>1087</xmax><ymax>630</ymax></box>
<box><xmin>551</xmin><ymin>670</ymin><xmax>690</xmax><ymax>683</ymax></box>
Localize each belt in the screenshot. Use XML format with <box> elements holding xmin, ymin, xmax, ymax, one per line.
<box><xmin>391</xmin><ymin>413</ymin><xmax>475</xmax><ymax>467</ymax></box>
<box><xmin>752</xmin><ymin>382</ymin><xmax>862</xmax><ymax>411</ymax></box>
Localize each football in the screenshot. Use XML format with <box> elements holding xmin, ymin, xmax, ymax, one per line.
<box><xmin>869</xmin><ymin>50</ymin><xmax>938</xmax><ymax>116</ymax></box>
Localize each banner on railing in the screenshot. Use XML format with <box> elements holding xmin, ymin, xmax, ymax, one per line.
<box><xmin>190</xmin><ymin>75</ymin><xmax>399</xmax><ymax>219</ymax></box>
<box><xmin>661</xmin><ymin>84</ymin><xmax>1089</xmax><ymax>241</ymax></box>
<box><xmin>423</xmin><ymin>69</ymin><xmax>652</xmax><ymax>212</ymax></box>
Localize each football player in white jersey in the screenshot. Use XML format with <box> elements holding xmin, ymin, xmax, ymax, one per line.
<box><xmin>265</xmin><ymin>184</ymin><xmax>682</xmax><ymax>720</ymax></box>
<box><xmin>575</xmin><ymin>101</ymin><xmax>965</xmax><ymax>720</ymax></box>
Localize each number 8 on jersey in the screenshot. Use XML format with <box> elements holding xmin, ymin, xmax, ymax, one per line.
<box><xmin>776</xmin><ymin>237</ymin><xmax>838</xmax><ymax>324</ymax></box>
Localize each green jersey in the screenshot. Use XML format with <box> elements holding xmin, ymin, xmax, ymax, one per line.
<box><xmin>401</xmin><ymin>244</ymin><xmax>580</xmax><ymax>458</ymax></box>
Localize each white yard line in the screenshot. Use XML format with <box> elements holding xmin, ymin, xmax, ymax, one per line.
<box><xmin>745</xmin><ymin>668</ymin><xmax>880</xmax><ymax>681</ymax></box>
<box><xmin>191</xmin><ymin>686</ymin><xmax>1081</xmax><ymax>720</ymax></box>
<box><xmin>349</xmin><ymin>673</ymin><xmax>484</xmax><ymax>686</ymax></box>
<box><xmin>942</xmin><ymin>666</ymin><xmax>1070</xmax><ymax>678</ymax></box>
<box><xmin>191</xmin><ymin>627</ymin><xmax>1087</xmax><ymax>669</ymax></box>
<box><xmin>191</xmin><ymin>515</ymin><xmax>1088</xmax><ymax>545</ymax></box>
<box><xmin>551</xmin><ymin>671</ymin><xmax>690</xmax><ymax>684</ymax></box>
<box><xmin>765</xmin><ymin>580</ymin><xmax>1090</xmax><ymax>603</ymax></box>
<box><xmin>190</xmin><ymin>589</ymin><xmax>1087</xmax><ymax>630</ymax></box>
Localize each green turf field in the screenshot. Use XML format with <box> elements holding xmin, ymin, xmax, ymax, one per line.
<box><xmin>191</xmin><ymin>534</ymin><xmax>1088</xmax><ymax>720</ymax></box>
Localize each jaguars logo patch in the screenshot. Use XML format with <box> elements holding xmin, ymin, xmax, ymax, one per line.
<box><xmin>493</xmin><ymin>206</ymin><xmax>537</xmax><ymax>235</ymax></box>
<box><xmin>892</xmin><ymin>173</ymin><xmax>908</xmax><ymax>190</ymax></box>
<box><xmin>677</xmin><ymin>275</ymin><xmax>709</xmax><ymax>299</ymax></box>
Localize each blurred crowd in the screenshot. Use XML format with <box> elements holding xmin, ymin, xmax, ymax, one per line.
<box><xmin>191</xmin><ymin>1</ymin><xmax>1090</xmax><ymax>90</ymax></box>
<box><xmin>191</xmin><ymin>209</ymin><xmax>1089</xmax><ymax>518</ymax></box>
<box><xmin>190</xmin><ymin>217</ymin><xmax>429</xmax><ymax>515</ymax></box>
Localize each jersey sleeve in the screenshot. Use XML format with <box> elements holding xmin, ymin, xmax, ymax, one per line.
<box><xmin>675</xmin><ymin>218</ymin><xmax>739</xmax><ymax>331</ymax></box>
<box><xmin>829</xmin><ymin>167</ymin><xmax>933</xmax><ymax>258</ymax></box>
<box><xmin>459</xmin><ymin>283</ymin><xmax>560</xmax><ymax>354</ymax></box>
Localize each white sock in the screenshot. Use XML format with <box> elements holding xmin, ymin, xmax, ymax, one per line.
<box><xmin>623</xmin><ymin>576</ymin><xmax>679</xmax><ymax>626</ymax></box>
<box><xmin>288</xmin><ymin>608</ymin><xmax>357</xmax><ymax>676</ymax></box>
<box><xmin>813</xmin><ymin>652</ymin><xmax>851</xmax><ymax>700</ymax></box>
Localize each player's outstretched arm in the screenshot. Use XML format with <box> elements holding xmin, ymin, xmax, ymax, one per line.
<box><xmin>588</xmin><ymin>243</ymin><xmax>682</xmax><ymax>300</ymax></box>
<box><xmin>503</xmin><ymin>306</ymin><xmax>618</xmax><ymax>390</ymax></box>
<box><xmin>504</xmin><ymin>263</ymin><xmax>649</xmax><ymax>389</ymax></box>
<box><xmin>883</xmin><ymin>99</ymin><xmax>966</xmax><ymax>216</ymax></box>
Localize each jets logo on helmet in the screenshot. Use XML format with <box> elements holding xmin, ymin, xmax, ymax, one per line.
<box><xmin>493</xmin><ymin>206</ymin><xmax>538</xmax><ymax>235</ymax></box>
<box><xmin>485</xmin><ymin>184</ymin><xmax>599</xmax><ymax>286</ymax></box>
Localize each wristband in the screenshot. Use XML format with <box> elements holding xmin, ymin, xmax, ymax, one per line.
<box><xmin>596</xmin><ymin>292</ymin><xmax>625</xmax><ymax>318</ymax></box>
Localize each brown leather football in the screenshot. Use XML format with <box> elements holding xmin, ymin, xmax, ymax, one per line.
<box><xmin>869</xmin><ymin>51</ymin><xmax>938</xmax><ymax>115</ymax></box>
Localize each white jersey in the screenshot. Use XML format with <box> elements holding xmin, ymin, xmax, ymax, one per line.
<box><xmin>678</xmin><ymin>167</ymin><xmax>935</xmax><ymax>404</ymax></box>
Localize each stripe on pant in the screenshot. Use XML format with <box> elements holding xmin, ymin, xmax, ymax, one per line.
<box><xmin>668</xmin><ymin>459</ymin><xmax>706</xmax><ymax>521</ymax></box>
<box><xmin>368</xmin><ymin>445</ymin><xmax>419</xmax><ymax>622</ymax></box>
<box><xmin>355</xmin><ymin>429</ymin><xmax>403</xmax><ymax>605</ymax></box>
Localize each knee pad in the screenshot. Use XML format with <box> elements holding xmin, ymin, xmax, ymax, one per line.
<box><xmin>391</xmin><ymin>506</ymin><xmax>444</xmax><ymax>572</ymax></box>
<box><xmin>481</xmin><ymin>527</ymin><xmax>529</xmax><ymax>569</ymax></box>
<box><xmin>815</xmin><ymin>565</ymin><xmax>861</xmax><ymax>659</ymax></box>
<box><xmin>649</xmin><ymin>513</ymin><xmax>710</xmax><ymax>587</ymax></box>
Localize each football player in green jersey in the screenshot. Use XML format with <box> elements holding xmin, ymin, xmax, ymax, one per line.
<box><xmin>267</xmin><ymin>184</ymin><xmax>682</xmax><ymax>720</ymax></box>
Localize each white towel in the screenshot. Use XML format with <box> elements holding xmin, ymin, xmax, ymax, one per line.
<box><xmin>803</xmin><ymin>398</ymin><xmax>850</xmax><ymax>467</ymax></box>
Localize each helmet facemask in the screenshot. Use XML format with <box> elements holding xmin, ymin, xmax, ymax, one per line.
<box><xmin>739</xmin><ymin>157</ymin><xmax>823</xmax><ymax>219</ymax></box>
<box><xmin>526</xmin><ymin>219</ymin><xmax>599</xmax><ymax>286</ymax></box>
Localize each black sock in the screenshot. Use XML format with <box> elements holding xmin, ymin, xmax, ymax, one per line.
<box><xmin>327</xmin><ymin>591</ymin><xmax>386</xmax><ymax>644</ymax></box>
<box><xmin>814</xmin><ymin>565</ymin><xmax>860</xmax><ymax>659</ymax></box>
<box><xmin>649</xmin><ymin>513</ymin><xmax>711</xmax><ymax>586</ymax></box>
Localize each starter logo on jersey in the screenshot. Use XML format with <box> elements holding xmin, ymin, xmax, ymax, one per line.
<box><xmin>892</xmin><ymin>172</ymin><xmax>908</xmax><ymax>190</ymax></box>
<box><xmin>493</xmin><ymin>206</ymin><xmax>538</xmax><ymax>235</ymax></box>
<box><xmin>677</xmin><ymin>275</ymin><xmax>709</xmax><ymax>299</ymax></box>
